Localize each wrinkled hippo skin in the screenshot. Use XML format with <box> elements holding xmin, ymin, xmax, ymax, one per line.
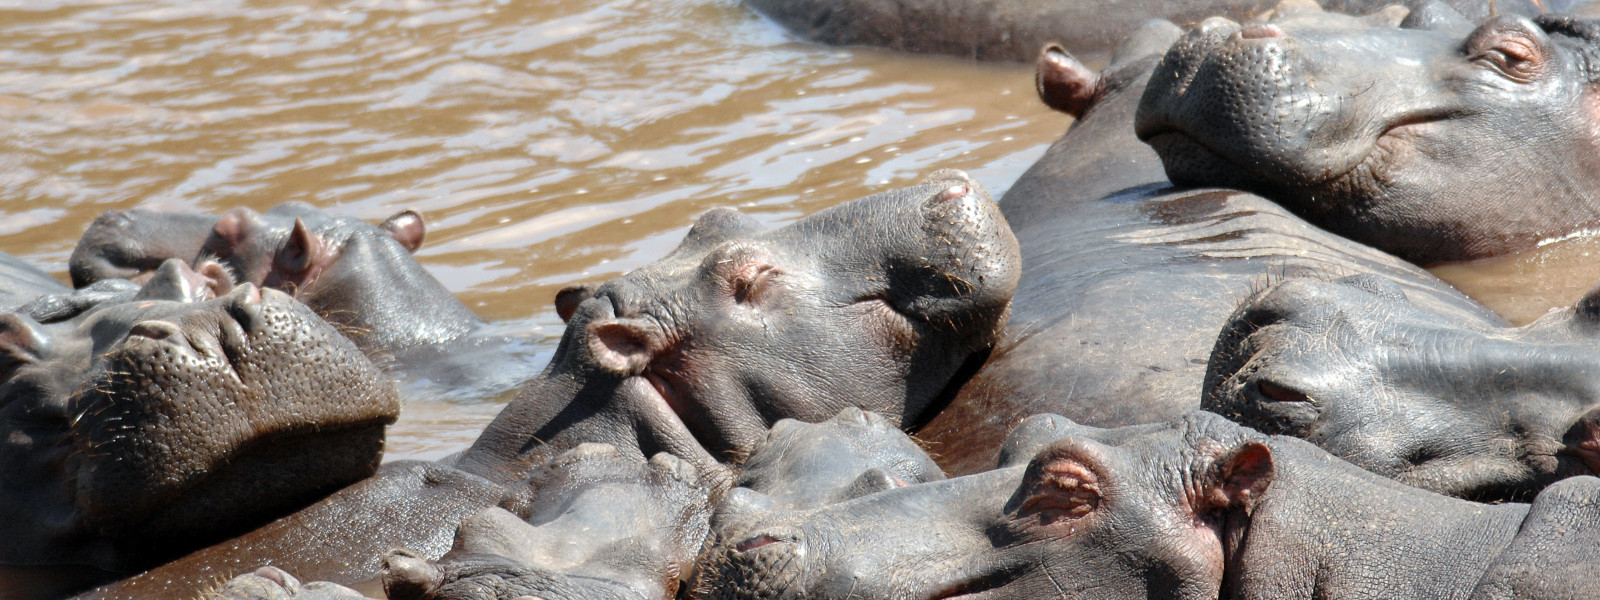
<box><xmin>68</xmin><ymin>202</ymin><xmax>534</xmax><ymax>395</ymax></box>
<box><xmin>1206</xmin><ymin>273</ymin><xmax>1600</xmax><ymax>500</ymax></box>
<box><xmin>912</xmin><ymin>21</ymin><xmax>1496</xmax><ymax>475</ymax></box>
<box><xmin>0</xmin><ymin>259</ymin><xmax>398</xmax><ymax>600</ymax></box>
<box><xmin>1137</xmin><ymin>7</ymin><xmax>1600</xmax><ymax>264</ymax></box>
<box><xmin>705</xmin><ymin>411</ymin><xmax>1600</xmax><ymax>599</ymax></box>
<box><xmin>376</xmin><ymin>444</ymin><xmax>712</xmax><ymax>600</ymax></box>
<box><xmin>84</xmin><ymin>171</ymin><xmax>1020</xmax><ymax>597</ymax></box>
<box><xmin>744</xmin><ymin>0</ymin><xmax>1547</xmax><ymax>61</ymax></box>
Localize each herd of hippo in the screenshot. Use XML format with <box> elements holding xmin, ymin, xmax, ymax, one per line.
<box><xmin>9</xmin><ymin>0</ymin><xmax>1600</xmax><ymax>598</ymax></box>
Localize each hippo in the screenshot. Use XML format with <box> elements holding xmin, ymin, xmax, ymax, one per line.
<box><xmin>81</xmin><ymin>170</ymin><xmax>1020</xmax><ymax>597</ymax></box>
<box><xmin>1204</xmin><ymin>273</ymin><xmax>1600</xmax><ymax>500</ymax></box>
<box><xmin>377</xmin><ymin>444</ymin><xmax>712</xmax><ymax>600</ymax></box>
<box><xmin>743</xmin><ymin>0</ymin><xmax>1544</xmax><ymax>62</ymax></box>
<box><xmin>726</xmin><ymin>407</ymin><xmax>945</xmax><ymax>514</ymax></box>
<box><xmin>1136</xmin><ymin>6</ymin><xmax>1600</xmax><ymax>264</ymax></box>
<box><xmin>0</xmin><ymin>251</ymin><xmax>70</xmax><ymax>311</ymax></box>
<box><xmin>703</xmin><ymin>411</ymin><xmax>1600</xmax><ymax>599</ymax></box>
<box><xmin>911</xmin><ymin>20</ymin><xmax>1495</xmax><ymax>475</ymax></box>
<box><xmin>68</xmin><ymin>202</ymin><xmax>536</xmax><ymax>396</ymax></box>
<box><xmin>0</xmin><ymin>259</ymin><xmax>398</xmax><ymax>599</ymax></box>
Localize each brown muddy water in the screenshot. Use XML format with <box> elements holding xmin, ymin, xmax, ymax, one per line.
<box><xmin>0</xmin><ymin>0</ymin><xmax>1066</xmax><ymax>461</ymax></box>
<box><xmin>1431</xmin><ymin>232</ymin><xmax>1600</xmax><ymax>326</ymax></box>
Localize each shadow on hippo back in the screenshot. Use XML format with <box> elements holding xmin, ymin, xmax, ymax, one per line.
<box><xmin>0</xmin><ymin>259</ymin><xmax>398</xmax><ymax>598</ymax></box>
<box><xmin>457</xmin><ymin>169</ymin><xmax>1020</xmax><ymax>484</ymax></box>
<box><xmin>1136</xmin><ymin>5</ymin><xmax>1600</xmax><ymax>264</ymax></box>
<box><xmin>1204</xmin><ymin>273</ymin><xmax>1600</xmax><ymax>501</ymax></box>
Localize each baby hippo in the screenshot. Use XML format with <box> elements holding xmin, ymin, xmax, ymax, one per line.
<box><xmin>1</xmin><ymin>259</ymin><xmax>398</xmax><ymax>598</ymax></box>
<box><xmin>382</xmin><ymin>443</ymin><xmax>713</xmax><ymax>600</ymax></box>
<box><xmin>728</xmin><ymin>407</ymin><xmax>945</xmax><ymax>514</ymax></box>
<box><xmin>701</xmin><ymin>411</ymin><xmax>1600</xmax><ymax>599</ymax></box>
<box><xmin>1206</xmin><ymin>274</ymin><xmax>1600</xmax><ymax>501</ymax></box>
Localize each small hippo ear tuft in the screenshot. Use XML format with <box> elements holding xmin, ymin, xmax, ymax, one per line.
<box><xmin>381</xmin><ymin>209</ymin><xmax>427</xmax><ymax>253</ymax></box>
<box><xmin>842</xmin><ymin>467</ymin><xmax>908</xmax><ymax>500</ymax></box>
<box><xmin>1036</xmin><ymin>44</ymin><xmax>1101</xmax><ymax>118</ymax></box>
<box><xmin>556</xmin><ymin>283</ymin><xmax>599</xmax><ymax>323</ymax></box>
<box><xmin>381</xmin><ymin>549</ymin><xmax>443</xmax><ymax>600</ymax></box>
<box><xmin>210</xmin><ymin>208</ymin><xmax>258</xmax><ymax>251</ymax></box>
<box><xmin>586</xmin><ymin>318</ymin><xmax>662</xmax><ymax>375</ymax></box>
<box><xmin>0</xmin><ymin>313</ymin><xmax>47</xmax><ymax>377</ymax></box>
<box><xmin>1205</xmin><ymin>441</ymin><xmax>1275</xmax><ymax>513</ymax></box>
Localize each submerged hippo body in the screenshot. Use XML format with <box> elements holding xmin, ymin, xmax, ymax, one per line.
<box><xmin>0</xmin><ymin>252</ymin><xmax>69</xmax><ymax>311</ymax></box>
<box><xmin>1206</xmin><ymin>274</ymin><xmax>1600</xmax><ymax>500</ymax></box>
<box><xmin>1136</xmin><ymin>8</ymin><xmax>1600</xmax><ymax>264</ymax></box>
<box><xmin>69</xmin><ymin>202</ymin><xmax>536</xmax><ymax>397</ymax></box>
<box><xmin>915</xmin><ymin>24</ymin><xmax>1495</xmax><ymax>474</ymax></box>
<box><xmin>0</xmin><ymin>260</ymin><xmax>398</xmax><ymax>600</ymax></box>
<box><xmin>84</xmin><ymin>171</ymin><xmax>1021</xmax><ymax>597</ymax></box>
<box><xmin>744</xmin><ymin>0</ymin><xmax>1544</xmax><ymax>62</ymax></box>
<box><xmin>706</xmin><ymin>411</ymin><xmax>1600</xmax><ymax>599</ymax></box>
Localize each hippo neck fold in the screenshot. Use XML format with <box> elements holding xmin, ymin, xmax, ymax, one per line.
<box><xmin>453</xmin><ymin>361</ymin><xmax>595</xmax><ymax>484</ymax></box>
<box><xmin>1226</xmin><ymin>438</ymin><xmax>1530</xmax><ymax>599</ymax></box>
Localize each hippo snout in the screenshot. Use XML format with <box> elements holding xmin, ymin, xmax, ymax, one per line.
<box><xmin>703</xmin><ymin>526</ymin><xmax>812</xmax><ymax>600</ymax></box>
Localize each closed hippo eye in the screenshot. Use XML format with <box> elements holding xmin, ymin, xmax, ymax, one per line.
<box><xmin>1465</xmin><ymin>18</ymin><xmax>1550</xmax><ymax>83</ymax></box>
<box><xmin>1254</xmin><ymin>380</ymin><xmax>1313</xmax><ymax>404</ymax></box>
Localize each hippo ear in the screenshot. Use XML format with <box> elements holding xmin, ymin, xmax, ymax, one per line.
<box><xmin>382</xmin><ymin>549</ymin><xmax>444</xmax><ymax>600</ymax></box>
<box><xmin>380</xmin><ymin>209</ymin><xmax>426</xmax><ymax>253</ymax></box>
<box><xmin>1036</xmin><ymin>44</ymin><xmax>1101</xmax><ymax>118</ymax></box>
<box><xmin>842</xmin><ymin>467</ymin><xmax>909</xmax><ymax>500</ymax></box>
<box><xmin>274</xmin><ymin>218</ymin><xmax>326</xmax><ymax>281</ymax></box>
<box><xmin>1009</xmin><ymin>438</ymin><xmax>1108</xmax><ymax>528</ymax></box>
<box><xmin>556</xmin><ymin>283</ymin><xmax>599</xmax><ymax>323</ymax></box>
<box><xmin>1199</xmin><ymin>441</ymin><xmax>1274</xmax><ymax>514</ymax></box>
<box><xmin>0</xmin><ymin>313</ymin><xmax>48</xmax><ymax>379</ymax></box>
<box><xmin>586</xmin><ymin>317</ymin><xmax>667</xmax><ymax>375</ymax></box>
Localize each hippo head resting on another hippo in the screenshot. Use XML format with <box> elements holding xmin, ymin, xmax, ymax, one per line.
<box><xmin>1205</xmin><ymin>274</ymin><xmax>1600</xmax><ymax>500</ymax></box>
<box><xmin>1</xmin><ymin>259</ymin><xmax>398</xmax><ymax>578</ymax></box>
<box><xmin>457</xmin><ymin>169</ymin><xmax>1020</xmax><ymax>485</ymax></box>
<box><xmin>1136</xmin><ymin>6</ymin><xmax>1600</xmax><ymax>264</ymax></box>
<box><xmin>69</xmin><ymin>202</ymin><xmax>476</xmax><ymax>354</ymax></box>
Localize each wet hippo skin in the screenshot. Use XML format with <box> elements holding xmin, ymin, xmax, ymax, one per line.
<box><xmin>913</xmin><ymin>21</ymin><xmax>1497</xmax><ymax>475</ymax></box>
<box><xmin>68</xmin><ymin>203</ymin><xmax>538</xmax><ymax>397</ymax></box>
<box><xmin>1137</xmin><ymin>7</ymin><xmax>1600</xmax><ymax>264</ymax></box>
<box><xmin>743</xmin><ymin>0</ymin><xmax>1547</xmax><ymax>62</ymax></box>
<box><xmin>0</xmin><ymin>259</ymin><xmax>398</xmax><ymax>600</ymax></box>
<box><xmin>79</xmin><ymin>171</ymin><xmax>1021</xmax><ymax>598</ymax></box>
<box><xmin>1206</xmin><ymin>273</ymin><xmax>1600</xmax><ymax>501</ymax></box>
<box><xmin>704</xmin><ymin>411</ymin><xmax>1600</xmax><ymax>599</ymax></box>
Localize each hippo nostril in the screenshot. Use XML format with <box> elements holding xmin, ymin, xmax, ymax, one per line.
<box><xmin>128</xmin><ymin>321</ymin><xmax>183</xmax><ymax>342</ymax></box>
<box><xmin>734</xmin><ymin>534</ymin><xmax>785</xmax><ymax>553</ymax></box>
<box><xmin>1238</xmin><ymin>24</ymin><xmax>1284</xmax><ymax>40</ymax></box>
<box><xmin>937</xmin><ymin>184</ymin><xmax>969</xmax><ymax>202</ymax></box>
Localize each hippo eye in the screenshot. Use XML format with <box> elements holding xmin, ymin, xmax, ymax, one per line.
<box><xmin>731</xmin><ymin>265</ymin><xmax>779</xmax><ymax>305</ymax></box>
<box><xmin>1253</xmin><ymin>380</ymin><xmax>1312</xmax><ymax>404</ymax></box>
<box><xmin>1467</xmin><ymin>27</ymin><xmax>1545</xmax><ymax>83</ymax></box>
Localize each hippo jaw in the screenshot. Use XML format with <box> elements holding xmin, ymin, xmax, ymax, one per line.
<box><xmin>1136</xmin><ymin>12</ymin><xmax>1600</xmax><ymax>264</ymax></box>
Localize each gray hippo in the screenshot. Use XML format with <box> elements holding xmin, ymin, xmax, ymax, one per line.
<box><xmin>1136</xmin><ymin>7</ymin><xmax>1600</xmax><ymax>264</ymax></box>
<box><xmin>69</xmin><ymin>203</ymin><xmax>536</xmax><ymax>397</ymax></box>
<box><xmin>80</xmin><ymin>170</ymin><xmax>1020</xmax><ymax>598</ymax></box>
<box><xmin>910</xmin><ymin>21</ymin><xmax>1494</xmax><ymax>475</ymax></box>
<box><xmin>1206</xmin><ymin>273</ymin><xmax>1600</xmax><ymax>500</ymax></box>
<box><xmin>744</xmin><ymin>0</ymin><xmax>1546</xmax><ymax>62</ymax></box>
<box><xmin>703</xmin><ymin>411</ymin><xmax>1600</xmax><ymax>599</ymax></box>
<box><xmin>0</xmin><ymin>258</ymin><xmax>398</xmax><ymax>599</ymax></box>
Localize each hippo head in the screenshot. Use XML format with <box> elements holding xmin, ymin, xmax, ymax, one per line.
<box><xmin>382</xmin><ymin>443</ymin><xmax>711</xmax><ymax>600</ymax></box>
<box><xmin>726</xmin><ymin>407</ymin><xmax>945</xmax><ymax>514</ymax></box>
<box><xmin>698</xmin><ymin>412</ymin><xmax>1273</xmax><ymax>599</ymax></box>
<box><xmin>1135</xmin><ymin>6</ymin><xmax>1600</xmax><ymax>264</ymax></box>
<box><xmin>68</xmin><ymin>202</ymin><xmax>472</xmax><ymax>352</ymax></box>
<box><xmin>1204</xmin><ymin>274</ymin><xmax>1600</xmax><ymax>500</ymax></box>
<box><xmin>0</xmin><ymin>259</ymin><xmax>399</xmax><ymax>571</ymax></box>
<box><xmin>460</xmin><ymin>170</ymin><xmax>1020</xmax><ymax>485</ymax></box>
